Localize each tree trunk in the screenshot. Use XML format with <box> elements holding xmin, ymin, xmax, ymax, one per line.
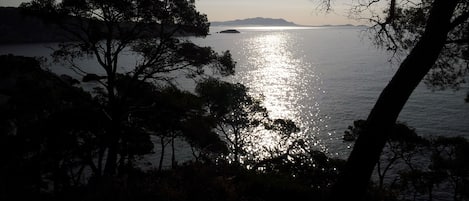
<box><xmin>103</xmin><ymin>76</ymin><xmax>120</xmax><ymax>177</ymax></box>
<box><xmin>171</xmin><ymin>136</ymin><xmax>176</xmax><ymax>168</ymax></box>
<box><xmin>329</xmin><ymin>0</ymin><xmax>458</xmax><ymax>200</ymax></box>
<box><xmin>103</xmin><ymin>115</ymin><xmax>120</xmax><ymax>177</ymax></box>
<box><xmin>158</xmin><ymin>136</ymin><xmax>166</xmax><ymax>172</ymax></box>
<box><xmin>103</xmin><ymin>130</ymin><xmax>119</xmax><ymax>177</ymax></box>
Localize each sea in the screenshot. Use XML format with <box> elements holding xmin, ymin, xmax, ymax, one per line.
<box><xmin>196</xmin><ymin>26</ymin><xmax>469</xmax><ymax>157</ymax></box>
<box><xmin>1</xmin><ymin>26</ymin><xmax>468</xmax><ymax>159</ymax></box>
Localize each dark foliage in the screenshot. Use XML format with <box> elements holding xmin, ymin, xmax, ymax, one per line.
<box><xmin>0</xmin><ymin>55</ymin><xmax>102</xmax><ymax>199</ymax></box>
<box><xmin>330</xmin><ymin>1</ymin><xmax>468</xmax><ymax>200</ymax></box>
<box><xmin>343</xmin><ymin>119</ymin><xmax>469</xmax><ymax>201</ymax></box>
<box><xmin>0</xmin><ymin>7</ymin><xmax>71</xmax><ymax>43</ymax></box>
<box><xmin>0</xmin><ymin>55</ymin><xmax>347</xmax><ymax>200</ymax></box>
<box><xmin>18</xmin><ymin>0</ymin><xmax>236</xmax><ymax>178</ymax></box>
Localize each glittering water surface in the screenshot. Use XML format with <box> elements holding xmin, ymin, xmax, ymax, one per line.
<box><xmin>222</xmin><ymin>30</ymin><xmax>330</xmax><ymax>161</ymax></box>
<box><xmin>192</xmin><ymin>26</ymin><xmax>381</xmax><ymax>157</ymax></box>
<box><xmin>235</xmin><ymin>31</ymin><xmax>328</xmax><ymax>152</ymax></box>
<box><xmin>1</xmin><ymin>26</ymin><xmax>468</xmax><ymax>159</ymax></box>
<box><xmin>193</xmin><ymin>26</ymin><xmax>469</xmax><ymax>158</ymax></box>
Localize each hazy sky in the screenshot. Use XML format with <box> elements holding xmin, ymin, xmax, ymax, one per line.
<box><xmin>1</xmin><ymin>0</ymin><xmax>357</xmax><ymax>25</ymax></box>
<box><xmin>196</xmin><ymin>0</ymin><xmax>355</xmax><ymax>25</ymax></box>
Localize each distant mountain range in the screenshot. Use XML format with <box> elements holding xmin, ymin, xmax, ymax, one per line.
<box><xmin>211</xmin><ymin>17</ymin><xmax>298</xmax><ymax>26</ymax></box>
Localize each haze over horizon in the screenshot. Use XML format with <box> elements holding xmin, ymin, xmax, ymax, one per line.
<box><xmin>1</xmin><ymin>0</ymin><xmax>358</xmax><ymax>26</ymax></box>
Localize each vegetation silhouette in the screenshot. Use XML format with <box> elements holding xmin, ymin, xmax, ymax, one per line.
<box><xmin>196</xmin><ymin>78</ymin><xmax>270</xmax><ymax>165</ymax></box>
<box><xmin>20</xmin><ymin>0</ymin><xmax>236</xmax><ymax>177</ymax></box>
<box><xmin>0</xmin><ymin>54</ymin><xmax>343</xmax><ymax>201</ymax></box>
<box><xmin>314</xmin><ymin>0</ymin><xmax>469</xmax><ymax>200</ymax></box>
<box><xmin>343</xmin><ymin>121</ymin><xmax>469</xmax><ymax>201</ymax></box>
<box><xmin>1</xmin><ymin>1</ymin><xmax>345</xmax><ymax>200</ymax></box>
<box><xmin>0</xmin><ymin>54</ymin><xmax>103</xmax><ymax>200</ymax></box>
<box><xmin>2</xmin><ymin>54</ymin><xmax>464</xmax><ymax>201</ymax></box>
<box><xmin>2</xmin><ymin>0</ymin><xmax>468</xmax><ymax>201</ymax></box>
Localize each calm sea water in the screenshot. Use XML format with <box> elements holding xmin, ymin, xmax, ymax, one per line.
<box><xmin>1</xmin><ymin>26</ymin><xmax>468</xmax><ymax>158</ymax></box>
<box><xmin>195</xmin><ymin>26</ymin><xmax>469</xmax><ymax>157</ymax></box>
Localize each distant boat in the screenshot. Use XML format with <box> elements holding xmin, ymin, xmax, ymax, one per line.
<box><xmin>219</xmin><ymin>29</ymin><xmax>240</xmax><ymax>33</ymax></box>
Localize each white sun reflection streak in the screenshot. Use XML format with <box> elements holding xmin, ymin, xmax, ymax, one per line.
<box><xmin>233</xmin><ymin>31</ymin><xmax>331</xmax><ymax>158</ymax></box>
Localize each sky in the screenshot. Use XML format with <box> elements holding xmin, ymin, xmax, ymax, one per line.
<box><xmin>195</xmin><ymin>0</ymin><xmax>356</xmax><ymax>26</ymax></box>
<box><xmin>1</xmin><ymin>0</ymin><xmax>358</xmax><ymax>26</ymax></box>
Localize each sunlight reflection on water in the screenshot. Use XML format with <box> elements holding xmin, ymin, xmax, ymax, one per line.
<box><xmin>231</xmin><ymin>31</ymin><xmax>331</xmax><ymax>156</ymax></box>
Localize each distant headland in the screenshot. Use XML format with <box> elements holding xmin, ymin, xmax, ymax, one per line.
<box><xmin>210</xmin><ymin>17</ymin><xmax>365</xmax><ymax>28</ymax></box>
<box><xmin>211</xmin><ymin>17</ymin><xmax>298</xmax><ymax>26</ymax></box>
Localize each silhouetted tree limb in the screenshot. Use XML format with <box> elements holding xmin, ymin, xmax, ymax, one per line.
<box><xmin>324</xmin><ymin>0</ymin><xmax>467</xmax><ymax>200</ymax></box>
<box><xmin>21</xmin><ymin>0</ymin><xmax>235</xmax><ymax>177</ymax></box>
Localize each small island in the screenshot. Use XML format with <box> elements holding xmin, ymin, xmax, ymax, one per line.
<box><xmin>219</xmin><ymin>29</ymin><xmax>240</xmax><ymax>34</ymax></box>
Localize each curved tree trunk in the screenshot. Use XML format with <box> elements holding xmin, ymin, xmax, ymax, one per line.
<box><xmin>329</xmin><ymin>0</ymin><xmax>458</xmax><ymax>200</ymax></box>
<box><xmin>171</xmin><ymin>137</ymin><xmax>176</xmax><ymax>168</ymax></box>
<box><xmin>159</xmin><ymin>136</ymin><xmax>167</xmax><ymax>172</ymax></box>
<box><xmin>103</xmin><ymin>117</ymin><xmax>120</xmax><ymax>177</ymax></box>
<box><xmin>103</xmin><ymin>73</ymin><xmax>121</xmax><ymax>177</ymax></box>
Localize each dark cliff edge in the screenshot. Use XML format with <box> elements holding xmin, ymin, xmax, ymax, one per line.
<box><xmin>0</xmin><ymin>7</ymin><xmax>202</xmax><ymax>44</ymax></box>
<box><xmin>0</xmin><ymin>7</ymin><xmax>70</xmax><ymax>44</ymax></box>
